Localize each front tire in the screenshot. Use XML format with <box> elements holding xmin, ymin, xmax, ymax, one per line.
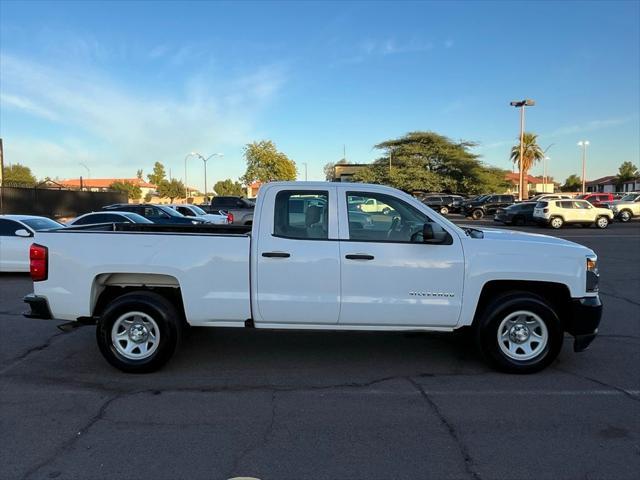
<box><xmin>96</xmin><ymin>291</ymin><xmax>182</xmax><ymax>373</ymax></box>
<box><xmin>596</xmin><ymin>216</ymin><xmax>609</xmax><ymax>229</ymax></box>
<box><xmin>476</xmin><ymin>292</ymin><xmax>563</xmax><ymax>373</ymax></box>
<box><xmin>472</xmin><ymin>209</ymin><xmax>484</xmax><ymax>220</ymax></box>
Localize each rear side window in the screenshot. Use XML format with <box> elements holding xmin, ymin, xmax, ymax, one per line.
<box><xmin>535</xmin><ymin>201</ymin><xmax>548</xmax><ymax>208</ymax></box>
<box><xmin>274</xmin><ymin>190</ymin><xmax>328</xmax><ymax>240</ymax></box>
<box><xmin>0</xmin><ymin>219</ymin><xmax>22</xmax><ymax>236</ymax></box>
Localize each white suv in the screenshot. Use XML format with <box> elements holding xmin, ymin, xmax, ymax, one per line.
<box><xmin>533</xmin><ymin>199</ymin><xmax>614</xmax><ymax>229</ymax></box>
<box><xmin>605</xmin><ymin>192</ymin><xmax>640</xmax><ymax>222</ymax></box>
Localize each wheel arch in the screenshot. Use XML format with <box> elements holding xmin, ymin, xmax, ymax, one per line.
<box><xmin>471</xmin><ymin>280</ymin><xmax>571</xmax><ymax>329</ymax></box>
<box><xmin>91</xmin><ymin>273</ymin><xmax>186</xmax><ymax>322</ymax></box>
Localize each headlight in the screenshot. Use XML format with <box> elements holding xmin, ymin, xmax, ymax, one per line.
<box><xmin>586</xmin><ymin>255</ymin><xmax>599</xmax><ymax>292</ymax></box>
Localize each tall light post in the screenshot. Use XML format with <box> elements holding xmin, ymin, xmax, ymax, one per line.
<box><xmin>302</xmin><ymin>162</ymin><xmax>308</xmax><ymax>181</ymax></box>
<box><xmin>184</xmin><ymin>152</ymin><xmax>197</xmax><ymax>202</ymax></box>
<box><xmin>510</xmin><ymin>99</ymin><xmax>535</xmax><ymax>201</ymax></box>
<box><xmin>194</xmin><ymin>152</ymin><xmax>224</xmax><ymax>199</ymax></box>
<box><xmin>541</xmin><ymin>143</ymin><xmax>554</xmax><ymax>193</ymax></box>
<box><xmin>578</xmin><ymin>140</ymin><xmax>590</xmax><ymax>194</ymax></box>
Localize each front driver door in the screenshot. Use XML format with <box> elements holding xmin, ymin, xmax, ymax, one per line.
<box><xmin>338</xmin><ymin>190</ymin><xmax>464</xmax><ymax>327</ymax></box>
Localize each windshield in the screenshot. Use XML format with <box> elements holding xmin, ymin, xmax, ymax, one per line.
<box><xmin>20</xmin><ymin>218</ymin><xmax>64</xmax><ymax>231</ymax></box>
<box><xmin>189</xmin><ymin>205</ymin><xmax>207</xmax><ymax>215</ymax></box>
<box><xmin>158</xmin><ymin>205</ymin><xmax>183</xmax><ymax>217</ymax></box>
<box><xmin>122</xmin><ymin>213</ymin><xmax>153</xmax><ymax>223</ymax></box>
<box><xmin>620</xmin><ymin>193</ymin><xmax>639</xmax><ymax>201</ymax></box>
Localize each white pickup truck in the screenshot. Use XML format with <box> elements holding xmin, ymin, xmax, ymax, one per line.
<box><xmin>24</xmin><ymin>182</ymin><xmax>602</xmax><ymax>374</ymax></box>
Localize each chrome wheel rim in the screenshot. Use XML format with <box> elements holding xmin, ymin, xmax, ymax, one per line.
<box><xmin>441</xmin><ymin>207</ymin><xmax>449</xmax><ymax>215</ymax></box>
<box><xmin>497</xmin><ymin>310</ymin><xmax>548</xmax><ymax>361</ymax></box>
<box><xmin>551</xmin><ymin>218</ymin><xmax>562</xmax><ymax>228</ymax></box>
<box><xmin>111</xmin><ymin>311</ymin><xmax>160</xmax><ymax>360</ymax></box>
<box><xmin>597</xmin><ymin>217</ymin><xmax>608</xmax><ymax>228</ymax></box>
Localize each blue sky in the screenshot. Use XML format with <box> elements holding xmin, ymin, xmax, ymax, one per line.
<box><xmin>1</xmin><ymin>0</ymin><xmax>638</xmax><ymax>190</ymax></box>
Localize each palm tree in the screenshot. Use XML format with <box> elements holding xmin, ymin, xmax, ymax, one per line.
<box><xmin>510</xmin><ymin>132</ymin><xmax>545</xmax><ymax>199</ymax></box>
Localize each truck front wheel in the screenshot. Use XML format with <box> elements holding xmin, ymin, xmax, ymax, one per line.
<box><xmin>96</xmin><ymin>291</ymin><xmax>182</xmax><ymax>373</ymax></box>
<box><xmin>476</xmin><ymin>292</ymin><xmax>563</xmax><ymax>373</ymax></box>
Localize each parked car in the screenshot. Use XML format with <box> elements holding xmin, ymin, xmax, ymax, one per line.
<box><xmin>0</xmin><ymin>215</ymin><xmax>63</xmax><ymax>272</ymax></box>
<box><xmin>166</xmin><ymin>204</ymin><xmax>230</xmax><ymax>224</ymax></box>
<box><xmin>533</xmin><ymin>199</ymin><xmax>614</xmax><ymax>229</ymax></box>
<box><xmin>26</xmin><ymin>182</ymin><xmax>601</xmax><ymax>374</ymax></box>
<box><xmin>209</xmin><ymin>196</ymin><xmax>254</xmax><ymax>225</ymax></box>
<box><xmin>101</xmin><ymin>204</ymin><xmax>205</xmax><ymax>225</ymax></box>
<box><xmin>529</xmin><ymin>194</ymin><xmax>572</xmax><ymax>202</ymax></box>
<box><xmin>576</xmin><ymin>193</ymin><xmax>616</xmax><ymax>208</ymax></box>
<box><xmin>421</xmin><ymin>194</ymin><xmax>465</xmax><ymax>215</ymax></box>
<box><xmin>493</xmin><ymin>202</ymin><xmax>537</xmax><ymax>226</ymax></box>
<box><xmin>463</xmin><ymin>194</ymin><xmax>516</xmax><ymax>219</ymax></box>
<box><xmin>600</xmin><ymin>192</ymin><xmax>640</xmax><ymax>222</ymax></box>
<box><xmin>68</xmin><ymin>212</ymin><xmax>153</xmax><ymax>226</ymax></box>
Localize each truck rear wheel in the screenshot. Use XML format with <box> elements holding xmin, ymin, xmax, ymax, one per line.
<box><xmin>476</xmin><ymin>292</ymin><xmax>563</xmax><ymax>373</ymax></box>
<box><xmin>96</xmin><ymin>291</ymin><xmax>181</xmax><ymax>373</ymax></box>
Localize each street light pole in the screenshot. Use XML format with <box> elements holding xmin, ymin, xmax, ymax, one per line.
<box><xmin>541</xmin><ymin>144</ymin><xmax>554</xmax><ymax>193</ymax></box>
<box><xmin>578</xmin><ymin>141</ymin><xmax>590</xmax><ymax>194</ymax></box>
<box><xmin>194</xmin><ymin>153</ymin><xmax>224</xmax><ymax>199</ymax></box>
<box><xmin>510</xmin><ymin>99</ymin><xmax>535</xmax><ymax>201</ymax></box>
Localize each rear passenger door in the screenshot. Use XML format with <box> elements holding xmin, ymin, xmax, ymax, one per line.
<box><xmin>254</xmin><ymin>187</ymin><xmax>340</xmax><ymax>325</ymax></box>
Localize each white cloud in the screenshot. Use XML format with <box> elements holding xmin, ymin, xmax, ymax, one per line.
<box><xmin>548</xmin><ymin>116</ymin><xmax>637</xmax><ymax>137</ymax></box>
<box><xmin>0</xmin><ymin>53</ymin><xmax>286</xmax><ymax>184</ymax></box>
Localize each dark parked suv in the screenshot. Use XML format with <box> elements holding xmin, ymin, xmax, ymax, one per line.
<box><xmin>421</xmin><ymin>194</ymin><xmax>465</xmax><ymax>215</ymax></box>
<box><xmin>102</xmin><ymin>204</ymin><xmax>204</xmax><ymax>224</ymax></box>
<box><xmin>463</xmin><ymin>194</ymin><xmax>516</xmax><ymax>219</ymax></box>
<box><xmin>209</xmin><ymin>196</ymin><xmax>255</xmax><ymax>225</ymax></box>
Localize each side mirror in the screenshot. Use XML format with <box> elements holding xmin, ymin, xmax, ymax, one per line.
<box><xmin>422</xmin><ymin>223</ymin><xmax>434</xmax><ymax>241</ymax></box>
<box><xmin>15</xmin><ymin>229</ymin><xmax>33</xmax><ymax>238</ymax></box>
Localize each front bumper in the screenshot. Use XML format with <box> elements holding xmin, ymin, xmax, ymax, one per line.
<box><xmin>565</xmin><ymin>296</ymin><xmax>602</xmax><ymax>352</ymax></box>
<box><xmin>23</xmin><ymin>294</ymin><xmax>53</xmax><ymax>320</ymax></box>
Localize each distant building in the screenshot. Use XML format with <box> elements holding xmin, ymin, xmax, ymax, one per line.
<box><xmin>504</xmin><ymin>173</ymin><xmax>556</xmax><ymax>194</ymax></box>
<box><xmin>58</xmin><ymin>178</ymin><xmax>157</xmax><ymax>199</ymax></box>
<box><xmin>246</xmin><ymin>181</ymin><xmax>262</xmax><ymax>198</ymax></box>
<box><xmin>332</xmin><ymin>163</ymin><xmax>369</xmax><ymax>182</ymax></box>
<box><xmin>586</xmin><ymin>175</ymin><xmax>640</xmax><ymax>193</ymax></box>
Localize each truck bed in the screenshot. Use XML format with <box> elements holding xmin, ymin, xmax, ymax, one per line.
<box><xmin>33</xmin><ymin>226</ymin><xmax>252</xmax><ymax>324</ymax></box>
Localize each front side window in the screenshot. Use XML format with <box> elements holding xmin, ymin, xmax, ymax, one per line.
<box><xmin>346</xmin><ymin>192</ymin><xmax>450</xmax><ymax>244</ymax></box>
<box><xmin>274</xmin><ymin>190</ymin><xmax>328</xmax><ymax>240</ymax></box>
<box><xmin>177</xmin><ymin>206</ymin><xmax>194</xmax><ymax>217</ymax></box>
<box><xmin>559</xmin><ymin>201</ymin><xmax>574</xmax><ymax>209</ymax></box>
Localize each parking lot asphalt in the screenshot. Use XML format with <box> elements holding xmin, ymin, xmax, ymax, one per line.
<box><xmin>1</xmin><ymin>220</ymin><xmax>639</xmax><ymax>480</ymax></box>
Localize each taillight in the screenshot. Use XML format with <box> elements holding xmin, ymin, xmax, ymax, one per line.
<box><xmin>30</xmin><ymin>244</ymin><xmax>48</xmax><ymax>282</ymax></box>
<box><xmin>227</xmin><ymin>213</ymin><xmax>234</xmax><ymax>224</ymax></box>
<box><xmin>543</xmin><ymin>208</ymin><xmax>549</xmax><ymax>213</ymax></box>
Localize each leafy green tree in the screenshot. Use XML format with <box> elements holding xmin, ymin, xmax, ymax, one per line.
<box><xmin>353</xmin><ymin>131</ymin><xmax>509</xmax><ymax>194</ymax></box>
<box><xmin>136</xmin><ymin>169</ymin><xmax>144</xmax><ymax>180</ymax></box>
<box><xmin>240</xmin><ymin>140</ymin><xmax>297</xmax><ymax>185</ymax></box>
<box><xmin>510</xmin><ymin>132</ymin><xmax>545</xmax><ymax>199</ymax></box>
<box><xmin>616</xmin><ymin>161</ymin><xmax>638</xmax><ymax>188</ymax></box>
<box><xmin>157</xmin><ymin>178</ymin><xmax>185</xmax><ymax>202</ymax></box>
<box><xmin>561</xmin><ymin>174</ymin><xmax>582</xmax><ymax>192</ymax></box>
<box><xmin>214</xmin><ymin>179</ymin><xmax>245</xmax><ymax>196</ymax></box>
<box><xmin>109</xmin><ymin>181</ymin><xmax>142</xmax><ymax>201</ymax></box>
<box><xmin>147</xmin><ymin>162</ymin><xmax>166</xmax><ymax>186</ymax></box>
<box><xmin>3</xmin><ymin>163</ymin><xmax>37</xmax><ymax>186</ymax></box>
<box><xmin>144</xmin><ymin>192</ymin><xmax>153</xmax><ymax>203</ymax></box>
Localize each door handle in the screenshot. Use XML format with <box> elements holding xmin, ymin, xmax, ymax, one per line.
<box><xmin>345</xmin><ymin>254</ymin><xmax>374</xmax><ymax>260</ymax></box>
<box><xmin>262</xmin><ymin>252</ymin><xmax>291</xmax><ymax>258</ymax></box>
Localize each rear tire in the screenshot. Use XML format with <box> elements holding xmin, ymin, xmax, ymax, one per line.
<box><xmin>619</xmin><ymin>210</ymin><xmax>632</xmax><ymax>222</ymax></box>
<box><xmin>96</xmin><ymin>291</ymin><xmax>182</xmax><ymax>373</ymax></box>
<box><xmin>550</xmin><ymin>217</ymin><xmax>563</xmax><ymax>229</ymax></box>
<box><xmin>475</xmin><ymin>292</ymin><xmax>563</xmax><ymax>373</ymax></box>
<box><xmin>472</xmin><ymin>209</ymin><xmax>484</xmax><ymax>220</ymax></box>
<box><xmin>595</xmin><ymin>216</ymin><xmax>609</xmax><ymax>229</ymax></box>
<box><xmin>440</xmin><ymin>206</ymin><xmax>449</xmax><ymax>215</ymax></box>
